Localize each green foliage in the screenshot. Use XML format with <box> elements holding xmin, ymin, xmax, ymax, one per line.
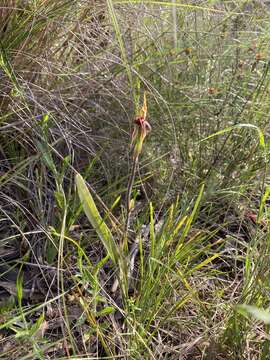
<box><xmin>76</xmin><ymin>173</ymin><xmax>119</xmax><ymax>264</ymax></box>
<box><xmin>1</xmin><ymin>0</ymin><xmax>270</xmax><ymax>359</ymax></box>
<box><xmin>236</xmin><ymin>305</ymin><xmax>270</xmax><ymax>325</ymax></box>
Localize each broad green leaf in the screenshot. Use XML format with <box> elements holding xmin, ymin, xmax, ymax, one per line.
<box><xmin>36</xmin><ymin>141</ymin><xmax>57</xmax><ymax>174</ymax></box>
<box><xmin>75</xmin><ymin>174</ymin><xmax>119</xmax><ymax>263</ymax></box>
<box><xmin>236</xmin><ymin>305</ymin><xmax>270</xmax><ymax>324</ymax></box>
<box><xmin>96</xmin><ymin>306</ymin><xmax>115</xmax><ymax>318</ymax></box>
<box><xmin>29</xmin><ymin>313</ymin><xmax>45</xmax><ymax>337</ymax></box>
<box><xmin>258</xmin><ymin>185</ymin><xmax>270</xmax><ymax>224</ymax></box>
<box><xmin>54</xmin><ymin>191</ymin><xmax>65</xmax><ymax>210</ymax></box>
<box><xmin>16</xmin><ymin>272</ymin><xmax>24</xmax><ymax>304</ymax></box>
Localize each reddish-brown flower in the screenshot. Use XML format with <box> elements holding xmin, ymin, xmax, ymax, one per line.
<box><xmin>131</xmin><ymin>93</ymin><xmax>151</xmax><ymax>158</ymax></box>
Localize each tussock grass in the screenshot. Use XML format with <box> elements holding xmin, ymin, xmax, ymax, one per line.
<box><xmin>1</xmin><ymin>1</ymin><xmax>270</xmax><ymax>359</ymax></box>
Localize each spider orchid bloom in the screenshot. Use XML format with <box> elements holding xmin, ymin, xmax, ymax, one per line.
<box><xmin>131</xmin><ymin>93</ymin><xmax>151</xmax><ymax>159</ymax></box>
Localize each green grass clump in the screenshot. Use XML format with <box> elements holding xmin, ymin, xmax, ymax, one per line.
<box><xmin>1</xmin><ymin>1</ymin><xmax>270</xmax><ymax>359</ymax></box>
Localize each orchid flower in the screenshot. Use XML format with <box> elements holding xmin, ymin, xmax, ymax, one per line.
<box><xmin>131</xmin><ymin>92</ymin><xmax>151</xmax><ymax>159</ymax></box>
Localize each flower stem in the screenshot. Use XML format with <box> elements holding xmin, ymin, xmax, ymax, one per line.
<box><xmin>123</xmin><ymin>155</ymin><xmax>138</xmax><ymax>251</ymax></box>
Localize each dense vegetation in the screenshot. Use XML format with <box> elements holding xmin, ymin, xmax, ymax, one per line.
<box><xmin>1</xmin><ymin>1</ymin><xmax>270</xmax><ymax>359</ymax></box>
